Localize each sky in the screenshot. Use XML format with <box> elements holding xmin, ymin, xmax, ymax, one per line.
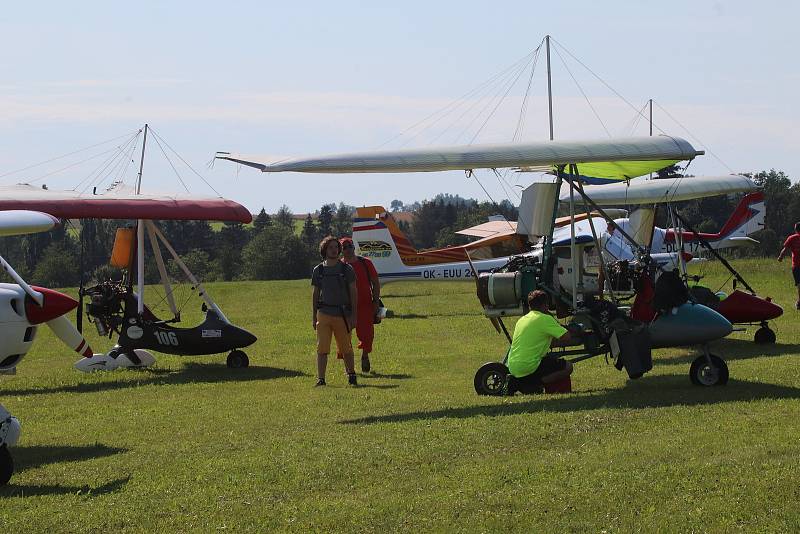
<box><xmin>1</xmin><ymin>1</ymin><xmax>797</xmax><ymax>213</ymax></box>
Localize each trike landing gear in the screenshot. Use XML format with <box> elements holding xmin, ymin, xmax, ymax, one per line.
<box><xmin>226</xmin><ymin>350</ymin><xmax>250</xmax><ymax>369</ymax></box>
<box><xmin>474</xmin><ymin>362</ymin><xmax>508</xmax><ymax>396</ymax></box>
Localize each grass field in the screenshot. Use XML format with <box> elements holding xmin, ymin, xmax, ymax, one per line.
<box><xmin>2</xmin><ymin>258</ymin><xmax>800</xmax><ymax>532</ymax></box>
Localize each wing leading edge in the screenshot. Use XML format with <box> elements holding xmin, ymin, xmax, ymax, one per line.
<box><xmin>216</xmin><ymin>135</ymin><xmax>702</xmax><ymax>174</ymax></box>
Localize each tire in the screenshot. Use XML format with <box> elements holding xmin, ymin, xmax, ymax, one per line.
<box><xmin>227</xmin><ymin>350</ymin><xmax>249</xmax><ymax>369</ymax></box>
<box><xmin>0</xmin><ymin>445</ymin><xmax>13</xmax><ymax>486</ymax></box>
<box><xmin>754</xmin><ymin>327</ymin><xmax>776</xmax><ymax>344</ymax></box>
<box><xmin>689</xmin><ymin>354</ymin><xmax>729</xmax><ymax>386</ymax></box>
<box><xmin>474</xmin><ymin>362</ymin><xmax>508</xmax><ymax>396</ymax></box>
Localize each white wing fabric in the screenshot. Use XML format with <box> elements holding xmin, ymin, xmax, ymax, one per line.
<box><xmin>564</xmin><ymin>175</ymin><xmax>757</xmax><ymax>206</ymax></box>
<box><xmin>216</xmin><ymin>135</ymin><xmax>702</xmax><ymax>174</ymax></box>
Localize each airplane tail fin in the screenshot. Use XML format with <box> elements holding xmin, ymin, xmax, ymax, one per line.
<box><xmin>352</xmin><ymin>207</ymin><xmax>411</xmax><ymax>272</ymax></box>
<box><xmin>716</xmin><ymin>191</ymin><xmax>765</xmax><ymax>238</ymax></box>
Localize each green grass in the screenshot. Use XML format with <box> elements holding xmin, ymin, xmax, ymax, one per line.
<box><xmin>2</xmin><ymin>258</ymin><xmax>800</xmax><ymax>531</ymax></box>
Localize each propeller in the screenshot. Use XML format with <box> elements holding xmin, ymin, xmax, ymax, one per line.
<box><xmin>463</xmin><ymin>248</ymin><xmax>503</xmax><ymax>335</ymax></box>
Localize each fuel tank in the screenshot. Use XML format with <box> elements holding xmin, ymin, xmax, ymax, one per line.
<box><xmin>647</xmin><ymin>302</ymin><xmax>732</xmax><ymax>349</ymax></box>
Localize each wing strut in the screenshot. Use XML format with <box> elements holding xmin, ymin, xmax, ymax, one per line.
<box><xmin>145</xmin><ymin>221</ymin><xmax>229</xmax><ymax>323</ymax></box>
<box><xmin>146</xmin><ymin>222</ymin><xmax>180</xmax><ymax>320</ymax></box>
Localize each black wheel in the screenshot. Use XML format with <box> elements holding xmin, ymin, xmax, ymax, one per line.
<box><xmin>474</xmin><ymin>362</ymin><xmax>508</xmax><ymax>396</ymax></box>
<box><xmin>0</xmin><ymin>445</ymin><xmax>13</xmax><ymax>486</ymax></box>
<box><xmin>754</xmin><ymin>327</ymin><xmax>776</xmax><ymax>344</ymax></box>
<box><xmin>689</xmin><ymin>354</ymin><xmax>729</xmax><ymax>386</ymax></box>
<box><xmin>227</xmin><ymin>350</ymin><xmax>249</xmax><ymax>369</ymax></box>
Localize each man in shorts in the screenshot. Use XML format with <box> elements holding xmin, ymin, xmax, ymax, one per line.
<box><xmin>340</xmin><ymin>237</ymin><xmax>381</xmax><ymax>373</ymax></box>
<box><xmin>778</xmin><ymin>222</ymin><xmax>800</xmax><ymax>310</ymax></box>
<box><xmin>505</xmin><ymin>290</ymin><xmax>576</xmax><ymax>395</ymax></box>
<box><xmin>312</xmin><ymin>236</ymin><xmax>358</xmax><ymax>386</ymax></box>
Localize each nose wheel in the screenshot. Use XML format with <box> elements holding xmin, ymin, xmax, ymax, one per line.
<box><xmin>226</xmin><ymin>350</ymin><xmax>250</xmax><ymax>369</ymax></box>
<box><xmin>754</xmin><ymin>325</ymin><xmax>776</xmax><ymax>344</ymax></box>
<box><xmin>474</xmin><ymin>362</ymin><xmax>509</xmax><ymax>396</ymax></box>
<box><xmin>689</xmin><ymin>353</ymin><xmax>728</xmax><ymax>386</ymax></box>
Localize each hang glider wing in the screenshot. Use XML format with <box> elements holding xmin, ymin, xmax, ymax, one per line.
<box><xmin>0</xmin><ymin>210</ymin><xmax>60</xmax><ymax>237</ymax></box>
<box><xmin>0</xmin><ymin>184</ymin><xmax>252</xmax><ymax>223</ymax></box>
<box><xmin>563</xmin><ymin>175</ymin><xmax>757</xmax><ymax>206</ymax></box>
<box><xmin>216</xmin><ymin>135</ymin><xmax>702</xmax><ymax>174</ymax></box>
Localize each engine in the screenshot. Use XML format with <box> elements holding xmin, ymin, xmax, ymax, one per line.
<box><xmin>82</xmin><ymin>281</ymin><xmax>129</xmax><ymax>337</ymax></box>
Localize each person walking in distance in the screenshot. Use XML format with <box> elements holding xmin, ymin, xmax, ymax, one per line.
<box><xmin>340</xmin><ymin>237</ymin><xmax>381</xmax><ymax>373</ymax></box>
<box><xmin>778</xmin><ymin>222</ymin><xmax>800</xmax><ymax>310</ymax></box>
<box><xmin>312</xmin><ymin>236</ymin><xmax>358</xmax><ymax>386</ymax></box>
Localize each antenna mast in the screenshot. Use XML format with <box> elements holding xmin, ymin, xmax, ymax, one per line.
<box><xmin>136</xmin><ymin>123</ymin><xmax>149</xmax><ymax>195</ymax></box>
<box><xmin>546</xmin><ymin>35</ymin><xmax>554</xmax><ymax>141</ymax></box>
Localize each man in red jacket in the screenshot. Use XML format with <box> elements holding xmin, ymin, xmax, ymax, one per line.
<box><xmin>340</xmin><ymin>237</ymin><xmax>381</xmax><ymax>372</ymax></box>
<box><xmin>778</xmin><ymin>222</ymin><xmax>800</xmax><ymax>310</ymax></box>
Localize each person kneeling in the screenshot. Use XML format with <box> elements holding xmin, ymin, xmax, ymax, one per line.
<box><xmin>505</xmin><ymin>290</ymin><xmax>576</xmax><ymax>395</ymax></box>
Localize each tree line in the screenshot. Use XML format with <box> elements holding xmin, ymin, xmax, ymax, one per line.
<box><xmin>0</xmin><ymin>169</ymin><xmax>794</xmax><ymax>288</ymax></box>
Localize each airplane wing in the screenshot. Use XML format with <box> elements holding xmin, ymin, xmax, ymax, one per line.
<box><xmin>0</xmin><ymin>184</ymin><xmax>252</xmax><ymax>223</ymax></box>
<box><xmin>455</xmin><ymin>220</ymin><xmax>518</xmax><ymax>238</ymax></box>
<box><xmin>563</xmin><ymin>175</ymin><xmax>757</xmax><ymax>206</ymax></box>
<box><xmin>216</xmin><ymin>135</ymin><xmax>702</xmax><ymax>174</ymax></box>
<box><xmin>0</xmin><ymin>210</ymin><xmax>60</xmax><ymax>237</ymax></box>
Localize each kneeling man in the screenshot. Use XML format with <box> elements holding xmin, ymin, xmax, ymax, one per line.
<box><xmin>506</xmin><ymin>290</ymin><xmax>575</xmax><ymax>395</ymax></box>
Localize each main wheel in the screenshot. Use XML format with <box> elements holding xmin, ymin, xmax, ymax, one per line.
<box><xmin>0</xmin><ymin>445</ymin><xmax>13</xmax><ymax>486</ymax></box>
<box><xmin>227</xmin><ymin>350</ymin><xmax>250</xmax><ymax>369</ymax></box>
<box><xmin>754</xmin><ymin>327</ymin><xmax>776</xmax><ymax>344</ymax></box>
<box><xmin>474</xmin><ymin>362</ymin><xmax>508</xmax><ymax>396</ymax></box>
<box><xmin>689</xmin><ymin>354</ymin><xmax>729</xmax><ymax>386</ymax></box>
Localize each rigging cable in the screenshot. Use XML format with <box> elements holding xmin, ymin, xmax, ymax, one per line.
<box><xmin>149</xmin><ymin>127</ymin><xmax>222</xmax><ymax>196</ymax></box>
<box><xmin>552</xmin><ymin>45</ymin><xmax>612</xmax><ymax>138</ymax></box>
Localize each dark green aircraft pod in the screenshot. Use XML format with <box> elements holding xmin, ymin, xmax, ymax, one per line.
<box><xmin>647</xmin><ymin>302</ymin><xmax>733</xmax><ymax>349</ymax></box>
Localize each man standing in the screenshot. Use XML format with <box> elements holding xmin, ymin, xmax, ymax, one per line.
<box><xmin>505</xmin><ymin>290</ymin><xmax>576</xmax><ymax>395</ymax></box>
<box><xmin>340</xmin><ymin>237</ymin><xmax>381</xmax><ymax>373</ymax></box>
<box><xmin>312</xmin><ymin>236</ymin><xmax>358</xmax><ymax>386</ymax></box>
<box><xmin>777</xmin><ymin>222</ymin><xmax>800</xmax><ymax>310</ymax></box>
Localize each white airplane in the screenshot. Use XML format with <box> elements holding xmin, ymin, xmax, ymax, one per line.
<box><xmin>0</xmin><ymin>209</ymin><xmax>98</xmax><ymax>486</ymax></box>
<box><xmin>349</xmin><ymin>189</ymin><xmax>763</xmax><ymax>284</ymax></box>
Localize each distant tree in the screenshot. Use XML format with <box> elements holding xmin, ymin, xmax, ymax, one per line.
<box><xmin>31</xmin><ymin>242</ymin><xmax>80</xmax><ymax>288</ymax></box>
<box><xmin>333</xmin><ymin>202</ymin><xmax>354</xmax><ymax>237</ymax></box>
<box><xmin>275</xmin><ymin>205</ymin><xmax>294</xmax><ymax>228</ymax></box>
<box><xmin>168</xmin><ymin>249</ymin><xmax>210</xmax><ymax>282</ymax></box>
<box><xmin>242</xmin><ymin>225</ymin><xmax>310</xmax><ymax>280</ymax></box>
<box><xmin>318</xmin><ymin>204</ymin><xmax>334</xmax><ymax>237</ymax></box>
<box><xmin>390</xmin><ymin>199</ymin><xmax>404</xmax><ymax>212</ymax></box>
<box><xmin>253</xmin><ymin>208</ymin><xmax>272</xmax><ymax>232</ymax></box>
<box><xmin>301</xmin><ymin>214</ymin><xmax>318</xmax><ymax>248</ymax></box>
<box><xmin>215</xmin><ymin>221</ymin><xmax>249</xmax><ymax>280</ymax></box>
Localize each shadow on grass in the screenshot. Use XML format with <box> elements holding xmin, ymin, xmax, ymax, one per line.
<box><xmin>14</xmin><ymin>444</ymin><xmax>127</xmax><ymax>473</ymax></box>
<box><xmin>362</xmin><ymin>372</ymin><xmax>414</xmax><ymax>380</ymax></box>
<box><xmin>1</xmin><ymin>477</ymin><xmax>130</xmax><ymax>498</ymax></box>
<box><xmin>0</xmin><ymin>363</ymin><xmax>307</xmax><ymax>397</ymax></box>
<box><xmin>391</xmin><ymin>312</ymin><xmax>482</xmax><ymax>319</ymax></box>
<box><xmin>340</xmin><ymin>375</ymin><xmax>800</xmax><ymax>425</ymax></box>
<box><xmin>1</xmin><ymin>444</ymin><xmax>129</xmax><ymax>498</ymax></box>
<box><xmin>657</xmin><ymin>339</ymin><xmax>800</xmax><ymax>366</ymax></box>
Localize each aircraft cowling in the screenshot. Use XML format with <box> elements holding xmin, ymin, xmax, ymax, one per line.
<box><xmin>647</xmin><ymin>302</ymin><xmax>733</xmax><ymax>349</ymax></box>
<box><xmin>715</xmin><ymin>290</ymin><xmax>783</xmax><ymax>324</ymax></box>
<box><xmin>0</xmin><ymin>283</ymin><xmax>93</xmax><ymax>371</ymax></box>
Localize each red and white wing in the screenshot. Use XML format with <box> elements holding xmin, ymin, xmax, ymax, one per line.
<box><xmin>0</xmin><ymin>184</ymin><xmax>252</xmax><ymax>223</ymax></box>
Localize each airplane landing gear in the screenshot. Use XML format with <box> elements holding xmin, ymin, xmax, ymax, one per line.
<box><xmin>0</xmin><ymin>445</ymin><xmax>12</xmax><ymax>486</ymax></box>
<box><xmin>754</xmin><ymin>323</ymin><xmax>776</xmax><ymax>344</ymax></box>
<box><xmin>690</xmin><ymin>353</ymin><xmax>729</xmax><ymax>386</ymax></box>
<box><xmin>227</xmin><ymin>350</ymin><xmax>249</xmax><ymax>369</ymax></box>
<box><xmin>474</xmin><ymin>362</ymin><xmax>508</xmax><ymax>396</ymax></box>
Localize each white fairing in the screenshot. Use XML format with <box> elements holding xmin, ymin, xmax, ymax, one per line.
<box><xmin>0</xmin><ymin>210</ymin><xmax>59</xmax><ymax>237</ymax></box>
<box><xmin>74</xmin><ymin>349</ymin><xmax>155</xmax><ymax>373</ymax></box>
<box><xmin>0</xmin><ymin>284</ymin><xmax>36</xmax><ymax>371</ymax></box>
<box><xmin>0</xmin><ymin>404</ymin><xmax>21</xmax><ymax>448</ymax></box>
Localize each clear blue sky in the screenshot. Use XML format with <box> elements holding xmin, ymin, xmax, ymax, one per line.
<box><xmin>1</xmin><ymin>1</ymin><xmax>796</xmax><ymax>213</ymax></box>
